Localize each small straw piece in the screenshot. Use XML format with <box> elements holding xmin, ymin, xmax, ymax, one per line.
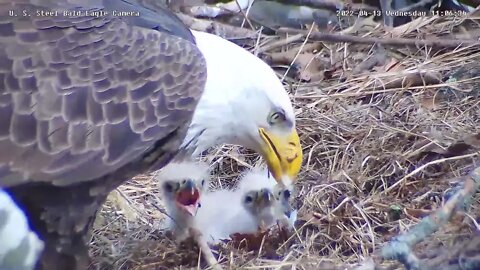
<box><xmin>189</xmin><ymin>227</ymin><xmax>223</xmax><ymax>270</ymax></box>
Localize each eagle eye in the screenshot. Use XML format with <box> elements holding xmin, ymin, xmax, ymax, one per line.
<box><xmin>268</xmin><ymin>110</ymin><xmax>286</xmax><ymax>126</ymax></box>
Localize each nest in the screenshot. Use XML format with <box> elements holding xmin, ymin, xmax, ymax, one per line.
<box><xmin>90</xmin><ymin>10</ymin><xmax>480</xmax><ymax>270</ymax></box>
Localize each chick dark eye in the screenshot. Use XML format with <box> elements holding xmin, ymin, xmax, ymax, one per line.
<box><xmin>244</xmin><ymin>195</ymin><xmax>253</xmax><ymax>203</ymax></box>
<box><xmin>268</xmin><ymin>110</ymin><xmax>286</xmax><ymax>125</ymax></box>
<box><xmin>283</xmin><ymin>190</ymin><xmax>291</xmax><ymax>200</ymax></box>
<box><xmin>182</xmin><ymin>180</ymin><xmax>186</xmax><ymax>184</ymax></box>
<box><xmin>164</xmin><ymin>183</ymin><xmax>174</xmax><ymax>193</ymax></box>
<box><xmin>201</xmin><ymin>179</ymin><xmax>205</xmax><ymax>186</ymax></box>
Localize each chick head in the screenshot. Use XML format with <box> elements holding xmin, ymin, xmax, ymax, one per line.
<box><xmin>273</xmin><ymin>184</ymin><xmax>294</xmax><ymax>217</ymax></box>
<box><xmin>242</xmin><ymin>188</ymin><xmax>275</xmax><ymax>215</ymax></box>
<box><xmin>157</xmin><ymin>162</ymin><xmax>210</xmax><ymax>217</ymax></box>
<box><xmin>162</xmin><ymin>178</ymin><xmax>206</xmax><ymax>216</ymax></box>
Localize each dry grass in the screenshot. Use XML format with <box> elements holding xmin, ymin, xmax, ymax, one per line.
<box><xmin>89</xmin><ymin>14</ymin><xmax>480</xmax><ymax>270</ymax></box>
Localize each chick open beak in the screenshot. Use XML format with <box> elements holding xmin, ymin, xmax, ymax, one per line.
<box><xmin>260</xmin><ymin>188</ymin><xmax>273</xmax><ymax>202</ymax></box>
<box><xmin>175</xmin><ymin>180</ymin><xmax>200</xmax><ymax>216</ymax></box>
<box><xmin>259</xmin><ymin>128</ymin><xmax>302</xmax><ymax>183</ymax></box>
<box><xmin>256</xmin><ymin>188</ymin><xmax>274</xmax><ymax>207</ymax></box>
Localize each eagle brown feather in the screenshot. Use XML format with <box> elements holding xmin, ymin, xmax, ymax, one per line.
<box><xmin>0</xmin><ymin>0</ymin><xmax>207</xmax><ymax>269</ymax></box>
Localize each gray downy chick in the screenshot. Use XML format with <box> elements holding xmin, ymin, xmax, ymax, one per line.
<box><xmin>157</xmin><ymin>162</ymin><xmax>209</xmax><ymax>242</ymax></box>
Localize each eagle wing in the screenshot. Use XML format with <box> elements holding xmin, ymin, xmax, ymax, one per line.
<box><xmin>0</xmin><ymin>0</ymin><xmax>207</xmax><ymax>187</ymax></box>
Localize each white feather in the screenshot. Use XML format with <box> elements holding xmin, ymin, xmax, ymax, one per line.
<box><xmin>195</xmin><ymin>189</ymin><xmax>258</xmax><ymax>244</ymax></box>
<box><xmin>0</xmin><ymin>189</ymin><xmax>44</xmax><ymax>270</ymax></box>
<box><xmin>237</xmin><ymin>167</ymin><xmax>297</xmax><ymax>229</ymax></box>
<box><xmin>237</xmin><ymin>166</ymin><xmax>277</xmax><ymax>193</ymax></box>
<box><xmin>155</xmin><ymin>161</ymin><xmax>210</xmax><ymax>185</ymax></box>
<box><xmin>155</xmin><ymin>161</ymin><xmax>210</xmax><ymax>241</ymax></box>
<box><xmin>181</xmin><ymin>30</ymin><xmax>296</xmax><ymax>156</ymax></box>
<box><xmin>195</xmin><ymin>167</ymin><xmax>296</xmax><ymax>244</ymax></box>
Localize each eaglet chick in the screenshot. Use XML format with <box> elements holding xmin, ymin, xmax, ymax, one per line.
<box><xmin>237</xmin><ymin>167</ymin><xmax>297</xmax><ymax>230</ymax></box>
<box><xmin>195</xmin><ymin>167</ymin><xmax>297</xmax><ymax>244</ymax></box>
<box><xmin>156</xmin><ymin>162</ymin><xmax>209</xmax><ymax>242</ymax></box>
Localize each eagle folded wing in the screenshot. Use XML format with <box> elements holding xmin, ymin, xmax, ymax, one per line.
<box><xmin>0</xmin><ymin>0</ymin><xmax>207</xmax><ymax>187</ymax></box>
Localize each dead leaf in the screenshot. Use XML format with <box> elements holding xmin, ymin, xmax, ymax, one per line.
<box><xmin>379</xmin><ymin>70</ymin><xmax>442</xmax><ymax>89</ymax></box>
<box><xmin>463</xmin><ymin>133</ymin><xmax>480</xmax><ymax>148</ymax></box>
<box><xmin>418</xmin><ymin>90</ymin><xmax>441</xmax><ymax>110</ymax></box>
<box><xmin>390</xmin><ymin>16</ymin><xmax>437</xmax><ymax>37</ymax></box>
<box><xmin>352</xmin><ymin>45</ymin><xmax>388</xmax><ymax>74</ymax></box>
<box><xmin>228</xmin><ymin>225</ymin><xmax>292</xmax><ymax>252</ymax></box>
<box><xmin>418</xmin><ymin>133</ymin><xmax>480</xmax><ymax>158</ymax></box>
<box><xmin>383</xmin><ymin>58</ymin><xmax>401</xmax><ymax>72</ymax></box>
<box><xmin>269</xmin><ymin>48</ymin><xmax>329</xmax><ymax>82</ymax></box>
<box><xmin>404</xmin><ymin>207</ymin><xmax>432</xmax><ymax>219</ymax></box>
<box><xmin>230</xmin><ymin>231</ymin><xmax>268</xmax><ymax>251</ymax></box>
<box><xmin>339</xmin><ymin>15</ymin><xmax>379</xmax><ymax>35</ymax></box>
<box><xmin>294</xmin><ymin>53</ymin><xmax>327</xmax><ymax>81</ymax></box>
<box><xmin>106</xmin><ymin>189</ymin><xmax>138</xmax><ymax>222</ymax></box>
<box><xmin>169</xmin><ymin>0</ymin><xmax>205</xmax><ymax>12</ymax></box>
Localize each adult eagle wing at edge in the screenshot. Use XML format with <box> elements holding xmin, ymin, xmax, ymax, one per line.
<box><xmin>0</xmin><ymin>0</ymin><xmax>206</xmax><ymax>269</ymax></box>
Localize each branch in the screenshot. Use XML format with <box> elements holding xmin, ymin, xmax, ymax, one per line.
<box><xmin>276</xmin><ymin>0</ymin><xmax>343</xmax><ymax>11</ymax></box>
<box><xmin>381</xmin><ymin>166</ymin><xmax>480</xmax><ymax>270</ymax></box>
<box><xmin>175</xmin><ymin>12</ymin><xmax>259</xmax><ymax>39</ymax></box>
<box><xmin>276</xmin><ymin>29</ymin><xmax>480</xmax><ymax>48</ymax></box>
<box><xmin>179</xmin><ymin>10</ymin><xmax>480</xmax><ymax>49</ymax></box>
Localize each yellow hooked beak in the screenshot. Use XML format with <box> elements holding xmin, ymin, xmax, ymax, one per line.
<box><xmin>258</xmin><ymin>127</ymin><xmax>303</xmax><ymax>184</ymax></box>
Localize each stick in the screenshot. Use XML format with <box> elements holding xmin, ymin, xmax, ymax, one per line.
<box><xmin>255</xmin><ymin>34</ymin><xmax>304</xmax><ymax>54</ymax></box>
<box><xmin>381</xmin><ymin>166</ymin><xmax>480</xmax><ymax>270</ymax></box>
<box><xmin>180</xmin><ymin>11</ymin><xmax>480</xmax><ymax>49</ymax></box>
<box><xmin>175</xmin><ymin>12</ymin><xmax>259</xmax><ymax>39</ymax></box>
<box><xmin>385</xmin><ymin>153</ymin><xmax>478</xmax><ymax>193</ymax></box>
<box><xmin>276</xmin><ymin>29</ymin><xmax>480</xmax><ymax>48</ymax></box>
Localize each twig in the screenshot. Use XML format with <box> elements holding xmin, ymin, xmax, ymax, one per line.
<box><xmin>276</xmin><ymin>29</ymin><xmax>480</xmax><ymax>48</ymax></box>
<box><xmin>385</xmin><ymin>153</ymin><xmax>478</xmax><ymax>193</ymax></box>
<box><xmin>175</xmin><ymin>12</ymin><xmax>259</xmax><ymax>39</ymax></box>
<box><xmin>189</xmin><ymin>228</ymin><xmax>223</xmax><ymax>270</ymax></box>
<box><xmin>277</xmin><ymin>0</ymin><xmax>343</xmax><ymax>11</ymax></box>
<box><xmin>256</xmin><ymin>34</ymin><xmax>304</xmax><ymax>54</ymax></box>
<box><xmin>281</xmin><ymin>22</ymin><xmax>316</xmax><ymax>82</ymax></box>
<box><xmin>234</xmin><ymin>0</ymin><xmax>255</xmax><ymax>31</ymax></box>
<box><xmin>151</xmin><ymin>202</ymin><xmax>180</xmax><ymax>228</ymax></box>
<box><xmin>381</xmin><ymin>166</ymin><xmax>480</xmax><ymax>270</ymax></box>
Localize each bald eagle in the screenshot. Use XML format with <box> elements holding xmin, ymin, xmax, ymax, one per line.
<box><xmin>0</xmin><ymin>0</ymin><xmax>303</xmax><ymax>269</ymax></box>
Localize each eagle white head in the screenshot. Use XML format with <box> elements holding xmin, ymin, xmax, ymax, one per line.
<box><xmin>182</xmin><ymin>30</ymin><xmax>303</xmax><ymax>183</ymax></box>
